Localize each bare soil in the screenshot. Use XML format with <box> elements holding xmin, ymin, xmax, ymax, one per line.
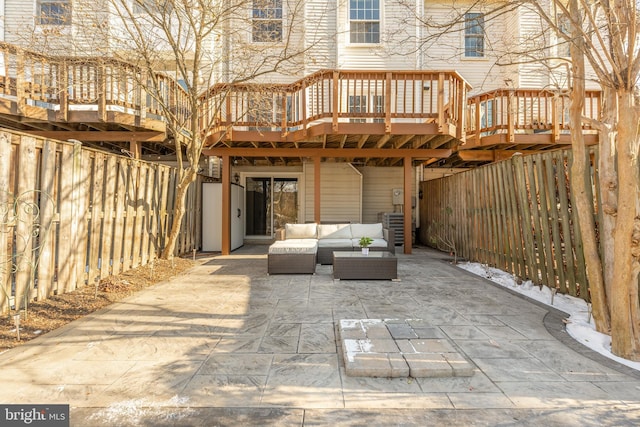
<box><xmin>0</xmin><ymin>258</ymin><xmax>195</xmax><ymax>352</ymax></box>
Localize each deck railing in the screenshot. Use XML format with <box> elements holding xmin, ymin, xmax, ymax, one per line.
<box><xmin>0</xmin><ymin>42</ymin><xmax>602</xmax><ymax>145</ymax></box>
<box><xmin>466</xmin><ymin>89</ymin><xmax>601</xmax><ymax>144</ymax></box>
<box><xmin>199</xmin><ymin>70</ymin><xmax>470</xmax><ymax>139</ymax></box>
<box><xmin>0</xmin><ymin>42</ymin><xmax>190</xmax><ymax>124</ymax></box>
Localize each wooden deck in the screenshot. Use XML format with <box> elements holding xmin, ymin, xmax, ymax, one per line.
<box><xmin>0</xmin><ymin>42</ymin><xmax>600</xmax><ymax>167</ymax></box>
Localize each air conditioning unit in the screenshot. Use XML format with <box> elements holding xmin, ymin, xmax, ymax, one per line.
<box><xmin>207</xmin><ymin>156</ymin><xmax>221</xmax><ymax>179</ymax></box>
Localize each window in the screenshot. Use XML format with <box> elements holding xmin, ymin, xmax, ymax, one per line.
<box><xmin>38</xmin><ymin>0</ymin><xmax>71</xmax><ymax>25</ymax></box>
<box><xmin>464</xmin><ymin>13</ymin><xmax>484</xmax><ymax>57</ymax></box>
<box><xmin>350</xmin><ymin>0</ymin><xmax>380</xmax><ymax>44</ymax></box>
<box><xmin>349</xmin><ymin>95</ymin><xmax>367</xmax><ymax>122</ymax></box>
<box><xmin>253</xmin><ymin>0</ymin><xmax>283</xmax><ymax>43</ymax></box>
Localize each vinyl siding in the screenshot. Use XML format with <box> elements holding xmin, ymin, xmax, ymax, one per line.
<box><xmin>304</xmin><ymin>161</ymin><xmax>362</xmax><ymax>223</ymax></box>
<box><xmin>4</xmin><ymin>0</ymin><xmax>110</xmax><ymax>54</ymax></box>
<box><xmin>304</xmin><ymin>0</ymin><xmax>337</xmax><ymax>73</ymax></box>
<box><xmin>4</xmin><ymin>0</ymin><xmax>36</xmax><ymax>45</ymax></box>
<box><xmin>517</xmin><ymin>2</ymin><xmax>551</xmax><ymax>88</ymax></box>
<box><xmin>358</xmin><ymin>166</ymin><xmax>416</xmax><ymax>225</ymax></box>
<box><xmin>420</xmin><ymin>1</ymin><xmax>512</xmax><ymax>94</ymax></box>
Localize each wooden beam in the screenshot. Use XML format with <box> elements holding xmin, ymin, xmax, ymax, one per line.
<box><xmin>221</xmin><ymin>155</ymin><xmax>231</xmax><ymax>255</ymax></box>
<box><xmin>314</xmin><ymin>156</ymin><xmax>321</xmax><ymax>223</ymax></box>
<box><xmin>457</xmin><ymin>151</ymin><xmax>496</xmax><ymax>162</ymax></box>
<box><xmin>26</xmin><ymin>131</ymin><xmax>165</xmax><ymax>142</ymax></box>
<box><xmin>129</xmin><ymin>141</ymin><xmax>141</xmax><ymax>159</ymax></box>
<box><xmin>203</xmin><ymin>147</ymin><xmax>452</xmax><ymax>159</ymax></box>
<box><xmin>404</xmin><ymin>156</ymin><xmax>412</xmax><ymax>254</ymax></box>
<box><xmin>457</xmin><ymin>149</ymin><xmax>553</xmax><ymax>163</ymax></box>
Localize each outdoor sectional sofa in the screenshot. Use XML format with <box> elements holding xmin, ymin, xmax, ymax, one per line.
<box><xmin>268</xmin><ymin>223</ymin><xmax>395</xmax><ymax>274</ymax></box>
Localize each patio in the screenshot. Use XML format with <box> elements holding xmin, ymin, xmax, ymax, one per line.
<box><xmin>0</xmin><ymin>245</ymin><xmax>638</xmax><ymax>426</ymax></box>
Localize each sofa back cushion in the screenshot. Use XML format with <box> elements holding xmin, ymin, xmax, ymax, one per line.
<box><xmin>285</xmin><ymin>223</ymin><xmax>317</xmax><ymax>239</ymax></box>
<box><xmin>317</xmin><ymin>224</ymin><xmax>352</xmax><ymax>239</ymax></box>
<box><xmin>350</xmin><ymin>223</ymin><xmax>384</xmax><ymax>239</ymax></box>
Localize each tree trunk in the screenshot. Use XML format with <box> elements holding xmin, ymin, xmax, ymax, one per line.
<box><xmin>568</xmin><ymin>0</ymin><xmax>611</xmax><ymax>332</ymax></box>
<box><xmin>610</xmin><ymin>90</ymin><xmax>640</xmax><ymax>360</ymax></box>
<box><xmin>598</xmin><ymin>87</ymin><xmax>618</xmax><ymax>310</ymax></box>
<box><xmin>161</xmin><ymin>167</ymin><xmax>197</xmax><ymax>260</ymax></box>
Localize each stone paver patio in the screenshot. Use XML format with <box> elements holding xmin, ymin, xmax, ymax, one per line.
<box><xmin>0</xmin><ymin>245</ymin><xmax>639</xmax><ymax>426</ymax></box>
<box><xmin>339</xmin><ymin>319</ymin><xmax>475</xmax><ymax>378</ymax></box>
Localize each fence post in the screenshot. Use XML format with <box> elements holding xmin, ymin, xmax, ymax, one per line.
<box><xmin>14</xmin><ymin>136</ymin><xmax>37</xmax><ymax>311</ymax></box>
<box><xmin>37</xmin><ymin>139</ymin><xmax>57</xmax><ymax>301</ymax></box>
<box><xmin>0</xmin><ymin>132</ymin><xmax>11</xmax><ymax>314</ymax></box>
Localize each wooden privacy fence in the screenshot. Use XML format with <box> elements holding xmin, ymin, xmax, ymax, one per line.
<box><xmin>0</xmin><ymin>130</ymin><xmax>202</xmax><ymax>315</ymax></box>
<box><xmin>421</xmin><ymin>148</ymin><xmax>597</xmax><ymax>301</ymax></box>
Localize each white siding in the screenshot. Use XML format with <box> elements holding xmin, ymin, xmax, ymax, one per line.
<box><xmin>517</xmin><ymin>2</ymin><xmax>551</xmax><ymax>88</ymax></box>
<box><xmin>304</xmin><ymin>162</ymin><xmax>362</xmax><ymax>222</ymax></box>
<box><xmin>4</xmin><ymin>0</ymin><xmax>110</xmax><ymax>54</ymax></box>
<box><xmin>304</xmin><ymin>0</ymin><xmax>337</xmax><ymax>73</ymax></box>
<box><xmin>358</xmin><ymin>166</ymin><xmax>416</xmax><ymax>224</ymax></box>
<box><xmin>4</xmin><ymin>0</ymin><xmax>36</xmax><ymax>45</ymax></box>
<box><xmin>419</xmin><ymin>2</ymin><xmax>512</xmax><ymax>94</ymax></box>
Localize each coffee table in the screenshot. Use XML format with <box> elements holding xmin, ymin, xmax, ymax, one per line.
<box><xmin>332</xmin><ymin>251</ymin><xmax>398</xmax><ymax>280</ymax></box>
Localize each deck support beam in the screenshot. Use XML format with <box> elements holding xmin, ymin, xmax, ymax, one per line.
<box><xmin>222</xmin><ymin>155</ymin><xmax>231</xmax><ymax>255</ymax></box>
<box><xmin>404</xmin><ymin>156</ymin><xmax>412</xmax><ymax>254</ymax></box>
<box><xmin>314</xmin><ymin>156</ymin><xmax>321</xmax><ymax>223</ymax></box>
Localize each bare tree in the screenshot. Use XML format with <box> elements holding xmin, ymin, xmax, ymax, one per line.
<box><xmin>405</xmin><ymin>0</ymin><xmax>639</xmax><ymax>360</ymax></box>
<box><xmin>74</xmin><ymin>0</ymin><xmax>317</xmax><ymax>259</ymax></box>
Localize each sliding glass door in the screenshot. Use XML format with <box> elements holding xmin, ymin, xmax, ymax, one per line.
<box><xmin>245</xmin><ymin>176</ymin><xmax>298</xmax><ymax>238</ymax></box>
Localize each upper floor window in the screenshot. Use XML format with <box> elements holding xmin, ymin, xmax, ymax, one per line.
<box><xmin>38</xmin><ymin>0</ymin><xmax>71</xmax><ymax>25</ymax></box>
<box><xmin>464</xmin><ymin>12</ymin><xmax>484</xmax><ymax>57</ymax></box>
<box><xmin>253</xmin><ymin>0</ymin><xmax>283</xmax><ymax>43</ymax></box>
<box><xmin>350</xmin><ymin>0</ymin><xmax>380</xmax><ymax>44</ymax></box>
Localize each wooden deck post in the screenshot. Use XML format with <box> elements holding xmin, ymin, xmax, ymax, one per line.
<box><xmin>507</xmin><ymin>89</ymin><xmax>515</xmax><ymax>143</ymax></box>
<box><xmin>552</xmin><ymin>94</ymin><xmax>560</xmax><ymax>142</ymax></box>
<box><xmin>404</xmin><ymin>156</ymin><xmax>412</xmax><ymax>254</ymax></box>
<box><xmin>97</xmin><ymin>63</ymin><xmax>107</xmax><ymax>122</ymax></box>
<box><xmin>129</xmin><ymin>141</ymin><xmax>141</xmax><ymax>159</ymax></box>
<box><xmin>301</xmin><ymin>81</ymin><xmax>307</xmax><ymax>136</ymax></box>
<box><xmin>57</xmin><ymin>60</ymin><xmax>69</xmax><ymax>122</ymax></box>
<box><xmin>474</xmin><ymin>96</ymin><xmax>481</xmax><ymax>145</ymax></box>
<box><xmin>437</xmin><ymin>73</ymin><xmax>445</xmax><ymax>132</ymax></box>
<box><xmin>332</xmin><ymin>71</ymin><xmax>339</xmax><ymax>132</ymax></box>
<box><xmin>221</xmin><ymin>155</ymin><xmax>231</xmax><ymax>255</ymax></box>
<box><xmin>385</xmin><ymin>72</ymin><xmax>392</xmax><ymax>133</ymax></box>
<box><xmin>16</xmin><ymin>51</ymin><xmax>26</xmax><ymax>114</ymax></box>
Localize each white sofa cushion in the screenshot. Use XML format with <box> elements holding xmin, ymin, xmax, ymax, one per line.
<box><xmin>285</xmin><ymin>223</ymin><xmax>317</xmax><ymax>239</ymax></box>
<box><xmin>269</xmin><ymin>239</ymin><xmax>318</xmax><ymax>254</ymax></box>
<box><xmin>317</xmin><ymin>223</ymin><xmax>352</xmax><ymax>239</ymax></box>
<box><xmin>318</xmin><ymin>238</ymin><xmax>353</xmax><ymax>248</ymax></box>
<box><xmin>350</xmin><ymin>223</ymin><xmax>384</xmax><ymax>239</ymax></box>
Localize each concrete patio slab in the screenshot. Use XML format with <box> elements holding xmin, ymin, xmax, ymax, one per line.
<box><xmin>0</xmin><ymin>245</ymin><xmax>638</xmax><ymax>426</ymax></box>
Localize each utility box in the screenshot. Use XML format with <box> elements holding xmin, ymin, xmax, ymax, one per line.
<box><xmin>392</xmin><ymin>188</ymin><xmax>403</xmax><ymax>205</ymax></box>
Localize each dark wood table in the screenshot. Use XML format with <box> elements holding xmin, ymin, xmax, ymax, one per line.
<box><xmin>332</xmin><ymin>251</ymin><xmax>398</xmax><ymax>280</ymax></box>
